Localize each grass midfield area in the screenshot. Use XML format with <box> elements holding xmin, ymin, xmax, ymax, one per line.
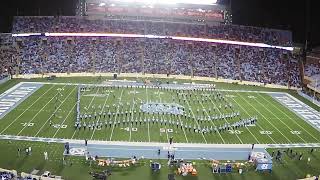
<box><xmin>0</xmin><ymin>78</ymin><xmax>319</xmax><ymax>144</ymax></box>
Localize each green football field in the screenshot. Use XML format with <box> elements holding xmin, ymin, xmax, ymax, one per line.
<box><xmin>0</xmin><ymin>78</ymin><xmax>320</xmax><ymax>145</ymax></box>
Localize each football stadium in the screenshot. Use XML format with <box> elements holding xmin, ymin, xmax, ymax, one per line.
<box><xmin>0</xmin><ymin>0</ymin><xmax>320</xmax><ymax>179</ymax></box>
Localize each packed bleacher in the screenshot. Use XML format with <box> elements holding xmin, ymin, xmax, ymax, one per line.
<box><xmin>304</xmin><ymin>49</ymin><xmax>320</xmax><ymax>90</ymax></box>
<box><xmin>12</xmin><ymin>16</ymin><xmax>292</xmax><ymax>46</ymax></box>
<box><xmin>0</xmin><ymin>34</ymin><xmax>14</xmax><ymax>80</ymax></box>
<box><xmin>0</xmin><ymin>171</ymin><xmax>15</xmax><ymax>180</ymax></box>
<box><xmin>5</xmin><ymin>35</ymin><xmax>299</xmax><ymax>87</ymax></box>
<box><xmin>0</xmin><ymin>16</ymin><xmax>301</xmax><ymax>87</ymax></box>
<box><xmin>305</xmin><ymin>59</ymin><xmax>320</xmax><ymax>77</ymax></box>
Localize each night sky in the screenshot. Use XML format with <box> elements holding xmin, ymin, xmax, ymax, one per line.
<box><xmin>0</xmin><ymin>0</ymin><xmax>319</xmax><ymax>48</ymax></box>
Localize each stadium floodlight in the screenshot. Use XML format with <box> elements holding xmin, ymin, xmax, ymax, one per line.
<box><xmin>41</xmin><ymin>32</ymin><xmax>294</xmax><ymax>51</ymax></box>
<box><xmin>99</xmin><ymin>2</ymin><xmax>106</xmax><ymax>6</ymax></box>
<box><xmin>113</xmin><ymin>0</ymin><xmax>217</xmax><ymax>5</ymax></box>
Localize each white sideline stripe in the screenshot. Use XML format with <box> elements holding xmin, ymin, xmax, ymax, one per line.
<box><xmin>34</xmin><ymin>85</ymin><xmax>76</xmax><ymax>137</ymax></box>
<box><xmin>0</xmin><ymin>85</ymin><xmax>55</xmax><ymax>134</ymax></box>
<box><xmin>21</xmin><ymin>81</ymin><xmax>288</xmax><ymax>94</ymax></box>
<box><xmin>234</xmin><ymin>91</ymin><xmax>277</xmax><ymax>143</ymax></box>
<box><xmin>1</xmin><ymin>134</ymin><xmax>320</xmax><ymax>149</ymax></box>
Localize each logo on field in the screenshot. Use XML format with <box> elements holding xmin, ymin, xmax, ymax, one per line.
<box><xmin>69</xmin><ymin>148</ymin><xmax>85</xmax><ymax>156</ymax></box>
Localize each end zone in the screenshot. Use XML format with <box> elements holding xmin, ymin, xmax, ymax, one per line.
<box><xmin>270</xmin><ymin>93</ymin><xmax>320</xmax><ymax>132</ymax></box>
<box><xmin>0</xmin><ymin>82</ymin><xmax>43</xmax><ymax>119</ymax></box>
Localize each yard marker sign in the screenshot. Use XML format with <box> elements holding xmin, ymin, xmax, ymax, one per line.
<box><xmin>0</xmin><ymin>82</ymin><xmax>43</xmax><ymax>119</ymax></box>
<box><xmin>270</xmin><ymin>93</ymin><xmax>320</xmax><ymax>131</ymax></box>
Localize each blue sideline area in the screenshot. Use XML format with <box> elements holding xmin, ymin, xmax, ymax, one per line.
<box><xmin>69</xmin><ymin>143</ymin><xmax>271</xmax><ymax>161</ymax></box>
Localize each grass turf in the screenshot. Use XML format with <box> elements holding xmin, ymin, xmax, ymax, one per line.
<box><xmin>0</xmin><ymin>140</ymin><xmax>319</xmax><ymax>180</ymax></box>
<box><xmin>0</xmin><ymin>78</ymin><xmax>319</xmax><ymax>144</ymax></box>
<box><xmin>1</xmin><ymin>77</ymin><xmax>320</xmax><ymax>180</ymax></box>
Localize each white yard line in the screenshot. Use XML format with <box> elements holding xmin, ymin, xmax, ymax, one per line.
<box><xmin>86</xmin><ymin>86</ymin><xmax>102</xmax><ymax>113</ymax></box>
<box><xmin>177</xmin><ymin>115</ymin><xmax>189</xmax><ymax>143</ymax></box>
<box><xmin>258</xmin><ymin>93</ymin><xmax>320</xmax><ymax>142</ymax></box>
<box><xmin>128</xmin><ymin>86</ymin><xmax>136</xmax><ymax>142</ymax></box>
<box><xmin>184</xmin><ymin>99</ymin><xmax>208</xmax><ymax>144</ymax></box>
<box><xmin>160</xmin><ymin>115</ymin><xmax>170</xmax><ymax>143</ymax></box>
<box><xmin>0</xmin><ymin>85</ymin><xmax>55</xmax><ymax>135</ymax></box>
<box><xmin>71</xmin><ymin>126</ymin><xmax>78</xmax><ymax>139</ymax></box>
<box><xmin>145</xmin><ymin>87</ymin><xmax>151</xmax><ymax>142</ymax></box>
<box><xmin>168</xmin><ymin>93</ymin><xmax>189</xmax><ymax>143</ymax></box>
<box><xmin>232</xmin><ymin>92</ymin><xmax>277</xmax><ymax>143</ymax></box>
<box><xmin>195</xmin><ymin>97</ymin><xmax>226</xmax><ymax>143</ymax></box>
<box><xmin>204</xmin><ymin>95</ymin><xmax>242</xmax><ymax>144</ymax></box>
<box><xmin>90</xmin><ymin>93</ymin><xmax>110</xmax><ymax>140</ymax></box>
<box><xmin>17</xmin><ymin>86</ymin><xmax>68</xmax><ymax>136</ymax></box>
<box><xmin>34</xmin><ymin>85</ymin><xmax>76</xmax><ymax>137</ymax></box>
<box><xmin>108</xmin><ymin>89</ymin><xmax>124</xmax><ymax>141</ymax></box>
<box><xmin>70</xmin><ymin>85</ymin><xmax>101</xmax><ymax>139</ymax></box>
<box><xmin>156</xmin><ymin>88</ymin><xmax>169</xmax><ymax>143</ymax></box>
<box><xmin>238</xmin><ymin>92</ymin><xmax>293</xmax><ymax>143</ymax></box>
<box><xmin>219</xmin><ymin>90</ymin><xmax>260</xmax><ymax>144</ymax></box>
<box><xmin>253</xmin><ymin>93</ymin><xmax>308</xmax><ymax>143</ymax></box>
<box><xmin>52</xmin><ymin>102</ymin><xmax>77</xmax><ymax>138</ymax></box>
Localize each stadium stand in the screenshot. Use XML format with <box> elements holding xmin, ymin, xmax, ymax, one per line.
<box><xmin>0</xmin><ymin>16</ymin><xmax>300</xmax><ymax>87</ymax></box>
<box><xmin>7</xmin><ymin>35</ymin><xmax>299</xmax><ymax>87</ymax></box>
<box><xmin>12</xmin><ymin>16</ymin><xmax>292</xmax><ymax>46</ymax></box>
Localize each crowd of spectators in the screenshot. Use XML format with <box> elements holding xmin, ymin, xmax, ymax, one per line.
<box><xmin>0</xmin><ymin>171</ymin><xmax>15</xmax><ymax>180</ymax></box>
<box><xmin>12</xmin><ymin>16</ymin><xmax>292</xmax><ymax>46</ymax></box>
<box><xmin>0</xmin><ymin>16</ymin><xmax>300</xmax><ymax>87</ymax></box>
<box><xmin>305</xmin><ymin>60</ymin><xmax>320</xmax><ymax>77</ymax></box>
<box><xmin>0</xmin><ymin>34</ymin><xmax>15</xmax><ymax>80</ymax></box>
<box><xmin>304</xmin><ymin>57</ymin><xmax>320</xmax><ymax>89</ymax></box>
<box><xmin>3</xmin><ymin>36</ymin><xmax>299</xmax><ymax>87</ymax></box>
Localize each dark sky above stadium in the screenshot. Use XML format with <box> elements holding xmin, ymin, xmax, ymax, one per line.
<box><xmin>0</xmin><ymin>0</ymin><xmax>319</xmax><ymax>48</ymax></box>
